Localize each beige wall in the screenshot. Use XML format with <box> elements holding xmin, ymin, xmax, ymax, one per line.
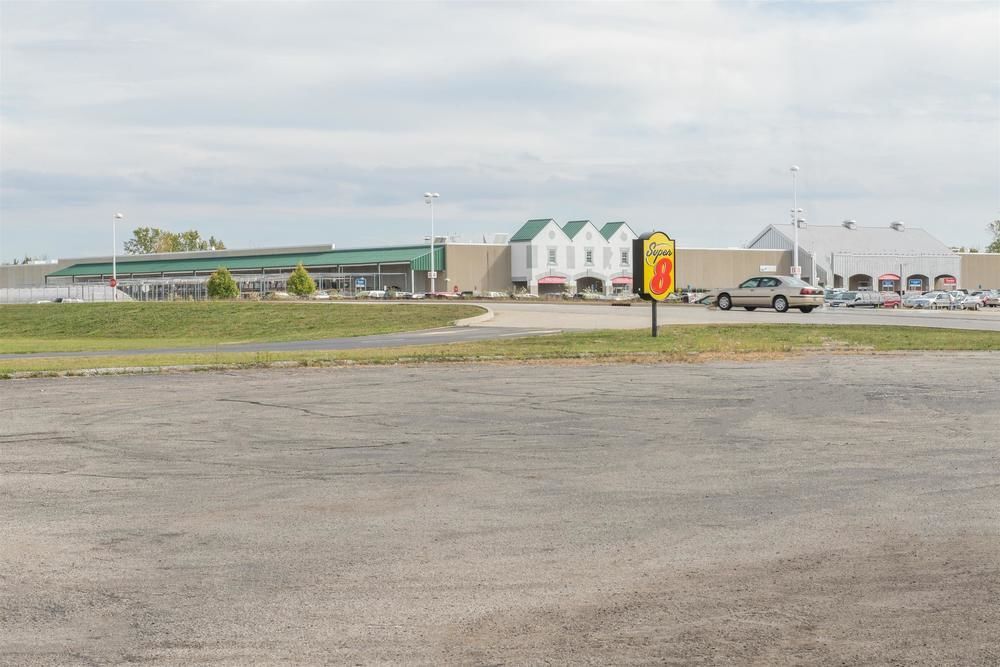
<box><xmin>960</xmin><ymin>253</ymin><xmax>1000</xmax><ymax>290</ymax></box>
<box><xmin>0</xmin><ymin>261</ymin><xmax>75</xmax><ymax>288</ymax></box>
<box><xmin>675</xmin><ymin>249</ymin><xmax>792</xmax><ymax>290</ymax></box>
<box><xmin>441</xmin><ymin>244</ymin><xmax>511</xmax><ymax>294</ymax></box>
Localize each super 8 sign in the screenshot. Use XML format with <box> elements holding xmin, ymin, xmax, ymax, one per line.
<box><xmin>632</xmin><ymin>231</ymin><xmax>676</xmax><ymax>301</ymax></box>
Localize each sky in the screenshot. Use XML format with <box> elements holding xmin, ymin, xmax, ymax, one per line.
<box><xmin>1</xmin><ymin>0</ymin><xmax>998</xmax><ymax>262</ymax></box>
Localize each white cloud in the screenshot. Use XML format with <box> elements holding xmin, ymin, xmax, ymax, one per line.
<box><xmin>1</xmin><ymin>0</ymin><xmax>998</xmax><ymax>260</ymax></box>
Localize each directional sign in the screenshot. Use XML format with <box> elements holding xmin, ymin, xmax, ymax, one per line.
<box><xmin>355</xmin><ymin>277</ymin><xmax>367</xmax><ymax>289</ymax></box>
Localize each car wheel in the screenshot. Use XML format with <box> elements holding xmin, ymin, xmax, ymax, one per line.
<box><xmin>773</xmin><ymin>295</ymin><xmax>789</xmax><ymax>313</ymax></box>
<box><xmin>718</xmin><ymin>294</ymin><xmax>732</xmax><ymax>311</ymax></box>
<box><xmin>799</xmin><ymin>307</ymin><xmax>814</xmax><ymax>313</ymax></box>
<box><xmin>744</xmin><ymin>306</ymin><xmax>756</xmax><ymax>311</ymax></box>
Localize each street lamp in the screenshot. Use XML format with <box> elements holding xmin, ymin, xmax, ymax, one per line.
<box><xmin>790</xmin><ymin>165</ymin><xmax>801</xmax><ymax>280</ymax></box>
<box><xmin>112</xmin><ymin>212</ymin><xmax>124</xmax><ymax>301</ymax></box>
<box><xmin>423</xmin><ymin>192</ymin><xmax>439</xmax><ymax>293</ymax></box>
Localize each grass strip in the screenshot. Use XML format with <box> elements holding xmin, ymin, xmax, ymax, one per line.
<box><xmin>2</xmin><ymin>325</ymin><xmax>996</xmax><ymax>378</ymax></box>
<box><xmin>0</xmin><ymin>302</ymin><xmax>484</xmax><ymax>353</ymax></box>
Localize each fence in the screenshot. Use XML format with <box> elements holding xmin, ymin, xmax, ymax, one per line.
<box><xmin>0</xmin><ymin>285</ymin><xmax>129</xmax><ymax>304</ymax></box>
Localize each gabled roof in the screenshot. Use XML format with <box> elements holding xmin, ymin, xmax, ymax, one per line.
<box><xmin>600</xmin><ymin>221</ymin><xmax>637</xmax><ymax>241</ymax></box>
<box><xmin>510</xmin><ymin>219</ymin><xmax>556</xmax><ymax>242</ymax></box>
<box><xmin>562</xmin><ymin>220</ymin><xmax>590</xmax><ymax>239</ymax></box>
<box><xmin>748</xmin><ymin>224</ymin><xmax>952</xmax><ymax>255</ymax></box>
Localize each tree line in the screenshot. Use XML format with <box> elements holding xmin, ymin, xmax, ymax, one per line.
<box><xmin>124</xmin><ymin>227</ymin><xmax>226</xmax><ymax>254</ymax></box>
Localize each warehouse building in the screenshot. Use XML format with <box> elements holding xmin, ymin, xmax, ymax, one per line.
<box><xmin>746</xmin><ymin>221</ymin><xmax>962</xmax><ymax>291</ymax></box>
<box><xmin>26</xmin><ymin>241</ymin><xmax>510</xmax><ymax>301</ymax></box>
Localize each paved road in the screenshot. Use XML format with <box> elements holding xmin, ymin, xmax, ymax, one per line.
<box><xmin>481</xmin><ymin>300</ymin><xmax>1000</xmax><ymax>331</ymax></box>
<box><xmin>2</xmin><ymin>355</ymin><xmax>998</xmax><ymax>664</ymax></box>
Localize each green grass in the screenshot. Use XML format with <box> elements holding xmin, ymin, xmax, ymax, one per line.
<box><xmin>0</xmin><ymin>302</ymin><xmax>484</xmax><ymax>354</ymax></box>
<box><xmin>1</xmin><ymin>324</ymin><xmax>996</xmax><ymax>377</ymax></box>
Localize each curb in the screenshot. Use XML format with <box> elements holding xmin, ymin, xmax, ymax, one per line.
<box><xmin>454</xmin><ymin>304</ymin><xmax>495</xmax><ymax>327</ymax></box>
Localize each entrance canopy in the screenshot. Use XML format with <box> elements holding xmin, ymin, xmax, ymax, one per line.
<box><xmin>611</xmin><ymin>276</ymin><xmax>633</xmax><ymax>285</ymax></box>
<box><xmin>878</xmin><ymin>273</ymin><xmax>900</xmax><ymax>281</ymax></box>
<box><xmin>537</xmin><ymin>276</ymin><xmax>567</xmax><ymax>285</ymax></box>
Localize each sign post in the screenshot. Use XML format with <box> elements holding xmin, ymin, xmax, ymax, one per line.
<box><xmin>632</xmin><ymin>231</ymin><xmax>677</xmax><ymax>337</ymax></box>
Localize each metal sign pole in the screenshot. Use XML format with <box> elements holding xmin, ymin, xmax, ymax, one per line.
<box><xmin>652</xmin><ymin>300</ymin><xmax>657</xmax><ymax>337</ymax></box>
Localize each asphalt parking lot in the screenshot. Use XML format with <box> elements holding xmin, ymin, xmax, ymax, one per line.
<box><xmin>2</xmin><ymin>354</ymin><xmax>999</xmax><ymax>664</ymax></box>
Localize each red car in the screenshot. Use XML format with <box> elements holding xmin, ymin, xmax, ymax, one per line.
<box><xmin>880</xmin><ymin>292</ymin><xmax>902</xmax><ymax>308</ymax></box>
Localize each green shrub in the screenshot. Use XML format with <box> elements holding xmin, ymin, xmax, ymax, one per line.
<box><xmin>287</xmin><ymin>262</ymin><xmax>316</xmax><ymax>296</ymax></box>
<box><xmin>206</xmin><ymin>266</ymin><xmax>239</xmax><ymax>299</ymax></box>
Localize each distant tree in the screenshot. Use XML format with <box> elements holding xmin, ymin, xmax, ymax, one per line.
<box><xmin>286</xmin><ymin>262</ymin><xmax>316</xmax><ymax>296</ymax></box>
<box><xmin>124</xmin><ymin>227</ymin><xmax>226</xmax><ymax>254</ymax></box>
<box><xmin>988</xmin><ymin>220</ymin><xmax>1000</xmax><ymax>254</ymax></box>
<box><xmin>206</xmin><ymin>266</ymin><xmax>239</xmax><ymax>299</ymax></box>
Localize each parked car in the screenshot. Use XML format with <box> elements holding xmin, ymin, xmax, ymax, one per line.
<box><xmin>880</xmin><ymin>292</ymin><xmax>902</xmax><ymax>308</ymax></box>
<box><xmin>310</xmin><ymin>290</ymin><xmax>331</xmax><ymax>300</ymax></box>
<box><xmin>958</xmin><ymin>294</ymin><xmax>984</xmax><ymax>310</ymax></box>
<box><xmin>911</xmin><ymin>292</ymin><xmax>955</xmax><ymax>309</ymax></box>
<box><xmin>830</xmin><ymin>291</ymin><xmax>883</xmax><ymax>308</ymax></box>
<box><xmin>715</xmin><ymin>276</ymin><xmax>824</xmax><ymax>313</ymax></box>
<box><xmin>970</xmin><ymin>290</ymin><xmax>998</xmax><ymax>307</ymax></box>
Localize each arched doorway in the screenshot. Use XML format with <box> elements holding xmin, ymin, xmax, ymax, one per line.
<box><xmin>833</xmin><ymin>274</ymin><xmax>845</xmax><ymax>288</ymax></box>
<box><xmin>849</xmin><ymin>274</ymin><xmax>873</xmax><ymax>291</ymax></box>
<box><xmin>576</xmin><ymin>276</ymin><xmax>605</xmax><ymax>295</ymax></box>
<box><xmin>905</xmin><ymin>274</ymin><xmax>929</xmax><ymax>292</ymax></box>
<box><xmin>934</xmin><ymin>274</ymin><xmax>957</xmax><ymax>290</ymax></box>
<box><xmin>537</xmin><ymin>274</ymin><xmax>568</xmax><ymax>296</ymax></box>
<box><xmin>877</xmin><ymin>273</ymin><xmax>901</xmax><ymax>292</ymax></box>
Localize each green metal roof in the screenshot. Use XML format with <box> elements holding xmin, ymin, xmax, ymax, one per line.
<box><xmin>600</xmin><ymin>221</ymin><xmax>627</xmax><ymax>240</ymax></box>
<box><xmin>562</xmin><ymin>220</ymin><xmax>589</xmax><ymax>239</ymax></box>
<box><xmin>48</xmin><ymin>245</ymin><xmax>446</xmax><ymax>278</ymax></box>
<box><xmin>510</xmin><ymin>219</ymin><xmax>554</xmax><ymax>242</ymax></box>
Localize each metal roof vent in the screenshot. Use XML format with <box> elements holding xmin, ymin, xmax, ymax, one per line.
<box><xmin>890</xmin><ymin>221</ymin><xmax>905</xmax><ymax>232</ymax></box>
<box><xmin>842</xmin><ymin>220</ymin><xmax>857</xmax><ymax>230</ymax></box>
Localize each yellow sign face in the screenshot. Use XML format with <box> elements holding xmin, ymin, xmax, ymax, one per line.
<box><xmin>641</xmin><ymin>231</ymin><xmax>676</xmax><ymax>301</ymax></box>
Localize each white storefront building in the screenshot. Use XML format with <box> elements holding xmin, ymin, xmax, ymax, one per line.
<box><xmin>747</xmin><ymin>221</ymin><xmax>962</xmax><ymax>291</ymax></box>
<box><xmin>510</xmin><ymin>219</ymin><xmax>638</xmax><ymax>295</ymax></box>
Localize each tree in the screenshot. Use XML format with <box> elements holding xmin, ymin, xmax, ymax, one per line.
<box><xmin>206</xmin><ymin>266</ymin><xmax>239</xmax><ymax>299</ymax></box>
<box><xmin>124</xmin><ymin>227</ymin><xmax>226</xmax><ymax>254</ymax></box>
<box><xmin>987</xmin><ymin>220</ymin><xmax>1000</xmax><ymax>254</ymax></box>
<box><xmin>286</xmin><ymin>262</ymin><xmax>316</xmax><ymax>296</ymax></box>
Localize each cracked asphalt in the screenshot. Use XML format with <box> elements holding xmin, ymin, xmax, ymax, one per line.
<box><xmin>2</xmin><ymin>353</ymin><xmax>999</xmax><ymax>665</ymax></box>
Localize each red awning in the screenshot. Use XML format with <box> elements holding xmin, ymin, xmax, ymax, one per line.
<box><xmin>611</xmin><ymin>276</ymin><xmax>633</xmax><ymax>285</ymax></box>
<box><xmin>878</xmin><ymin>273</ymin><xmax>901</xmax><ymax>281</ymax></box>
<box><xmin>537</xmin><ymin>276</ymin><xmax>567</xmax><ymax>285</ymax></box>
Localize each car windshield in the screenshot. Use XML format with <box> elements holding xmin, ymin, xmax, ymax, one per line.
<box><xmin>837</xmin><ymin>292</ymin><xmax>856</xmax><ymax>299</ymax></box>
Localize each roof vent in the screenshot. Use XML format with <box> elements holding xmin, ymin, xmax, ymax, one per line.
<box><xmin>890</xmin><ymin>221</ymin><xmax>905</xmax><ymax>232</ymax></box>
<box><xmin>842</xmin><ymin>220</ymin><xmax>857</xmax><ymax>230</ymax></box>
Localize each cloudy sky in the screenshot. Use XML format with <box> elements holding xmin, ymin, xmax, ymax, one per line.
<box><xmin>1</xmin><ymin>1</ymin><xmax>998</xmax><ymax>261</ymax></box>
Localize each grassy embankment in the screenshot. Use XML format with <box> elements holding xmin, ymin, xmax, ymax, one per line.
<box><xmin>0</xmin><ymin>302</ymin><xmax>484</xmax><ymax>354</ymax></box>
<box><xmin>0</xmin><ymin>301</ymin><xmax>997</xmax><ymax>377</ymax></box>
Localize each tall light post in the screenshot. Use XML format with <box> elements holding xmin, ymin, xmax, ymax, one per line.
<box><xmin>790</xmin><ymin>165</ymin><xmax>801</xmax><ymax>280</ymax></box>
<box><xmin>112</xmin><ymin>212</ymin><xmax>124</xmax><ymax>301</ymax></box>
<box><xmin>423</xmin><ymin>192</ymin><xmax>439</xmax><ymax>293</ymax></box>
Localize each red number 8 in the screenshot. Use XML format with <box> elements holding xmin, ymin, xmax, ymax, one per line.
<box><xmin>650</xmin><ymin>257</ymin><xmax>673</xmax><ymax>295</ymax></box>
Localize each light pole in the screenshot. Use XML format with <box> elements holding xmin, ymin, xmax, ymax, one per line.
<box><xmin>112</xmin><ymin>212</ymin><xmax>124</xmax><ymax>301</ymax></box>
<box><xmin>790</xmin><ymin>165</ymin><xmax>801</xmax><ymax>280</ymax></box>
<box><xmin>423</xmin><ymin>192</ymin><xmax>439</xmax><ymax>293</ymax></box>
